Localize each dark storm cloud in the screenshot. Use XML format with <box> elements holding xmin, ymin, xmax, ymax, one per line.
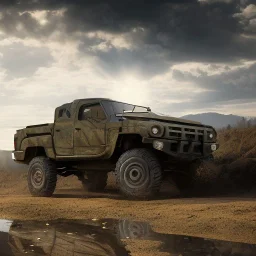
<box><xmin>173</xmin><ymin>62</ymin><xmax>256</xmax><ymax>103</ymax></box>
<box><xmin>0</xmin><ymin>0</ymin><xmax>255</xmax><ymax>108</ymax></box>
<box><xmin>0</xmin><ymin>0</ymin><xmax>256</xmax><ymax>64</ymax></box>
<box><xmin>79</xmin><ymin>43</ymin><xmax>171</xmax><ymax>76</ymax></box>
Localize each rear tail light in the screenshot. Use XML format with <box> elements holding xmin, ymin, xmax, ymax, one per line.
<box><xmin>14</xmin><ymin>137</ymin><xmax>17</xmax><ymax>150</ymax></box>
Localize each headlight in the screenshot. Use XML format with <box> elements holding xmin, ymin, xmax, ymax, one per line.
<box><xmin>207</xmin><ymin>129</ymin><xmax>217</xmax><ymax>140</ymax></box>
<box><xmin>211</xmin><ymin>144</ymin><xmax>217</xmax><ymax>151</ymax></box>
<box><xmin>148</xmin><ymin>125</ymin><xmax>164</xmax><ymax>137</ymax></box>
<box><xmin>152</xmin><ymin>127</ymin><xmax>159</xmax><ymax>135</ymax></box>
<box><xmin>153</xmin><ymin>140</ymin><xmax>164</xmax><ymax>150</ymax></box>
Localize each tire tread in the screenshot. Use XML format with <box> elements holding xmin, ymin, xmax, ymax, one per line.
<box><xmin>115</xmin><ymin>148</ymin><xmax>162</xmax><ymax>199</ymax></box>
<box><xmin>28</xmin><ymin>156</ymin><xmax>57</xmax><ymax>197</ymax></box>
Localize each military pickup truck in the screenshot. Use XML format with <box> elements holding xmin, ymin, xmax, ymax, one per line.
<box><xmin>12</xmin><ymin>98</ymin><xmax>218</xmax><ymax>199</ymax></box>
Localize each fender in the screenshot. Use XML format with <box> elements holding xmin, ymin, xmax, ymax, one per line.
<box><xmin>21</xmin><ymin>135</ymin><xmax>56</xmax><ymax>159</ymax></box>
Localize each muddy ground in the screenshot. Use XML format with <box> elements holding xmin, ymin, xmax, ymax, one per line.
<box><xmin>0</xmin><ymin>158</ymin><xmax>256</xmax><ymax>256</ymax></box>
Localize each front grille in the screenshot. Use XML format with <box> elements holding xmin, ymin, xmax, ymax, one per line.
<box><xmin>167</xmin><ymin>125</ymin><xmax>209</xmax><ymax>141</ymax></box>
<box><xmin>169</xmin><ymin>131</ymin><xmax>182</xmax><ymax>138</ymax></box>
<box><xmin>164</xmin><ymin>124</ymin><xmax>214</xmax><ymax>156</ymax></box>
<box><xmin>168</xmin><ymin>140</ymin><xmax>203</xmax><ymax>155</ymax></box>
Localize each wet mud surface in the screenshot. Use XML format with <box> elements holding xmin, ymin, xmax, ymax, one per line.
<box><xmin>1</xmin><ymin>218</ymin><xmax>256</xmax><ymax>256</ymax></box>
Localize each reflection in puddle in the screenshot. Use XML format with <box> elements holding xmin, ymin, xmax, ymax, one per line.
<box><xmin>0</xmin><ymin>218</ymin><xmax>255</xmax><ymax>255</ymax></box>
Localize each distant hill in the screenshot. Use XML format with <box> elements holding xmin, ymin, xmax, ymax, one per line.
<box><xmin>181</xmin><ymin>112</ymin><xmax>246</xmax><ymax>129</ymax></box>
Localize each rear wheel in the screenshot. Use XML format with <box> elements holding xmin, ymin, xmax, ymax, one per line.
<box><xmin>115</xmin><ymin>148</ymin><xmax>162</xmax><ymax>199</ymax></box>
<box><xmin>28</xmin><ymin>157</ymin><xmax>57</xmax><ymax>197</ymax></box>
<box><xmin>82</xmin><ymin>172</ymin><xmax>108</xmax><ymax>192</ymax></box>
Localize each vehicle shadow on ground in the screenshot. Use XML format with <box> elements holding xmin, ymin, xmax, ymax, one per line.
<box><xmin>53</xmin><ymin>165</ymin><xmax>256</xmax><ymax>201</ymax></box>
<box><xmin>53</xmin><ymin>191</ymin><xmax>179</xmax><ymax>201</ymax></box>
<box><xmin>53</xmin><ymin>180</ymin><xmax>181</xmax><ymax>200</ymax></box>
<box><xmin>53</xmin><ymin>188</ymin><xmax>123</xmax><ymax>199</ymax></box>
<box><xmin>53</xmin><ymin>185</ymin><xmax>256</xmax><ymax>202</ymax></box>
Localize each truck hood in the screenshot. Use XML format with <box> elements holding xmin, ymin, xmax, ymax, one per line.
<box><xmin>118</xmin><ymin>112</ymin><xmax>208</xmax><ymax>127</ymax></box>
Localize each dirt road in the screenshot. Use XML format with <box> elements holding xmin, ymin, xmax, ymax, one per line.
<box><xmin>0</xmin><ymin>171</ymin><xmax>256</xmax><ymax>256</ymax></box>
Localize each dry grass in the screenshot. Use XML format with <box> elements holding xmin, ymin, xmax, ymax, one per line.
<box><xmin>214</xmin><ymin>127</ymin><xmax>256</xmax><ymax>163</ymax></box>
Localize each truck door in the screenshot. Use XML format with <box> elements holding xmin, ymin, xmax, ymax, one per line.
<box><xmin>74</xmin><ymin>103</ymin><xmax>107</xmax><ymax>156</ymax></box>
<box><xmin>54</xmin><ymin>106</ymin><xmax>74</xmax><ymax>156</ymax></box>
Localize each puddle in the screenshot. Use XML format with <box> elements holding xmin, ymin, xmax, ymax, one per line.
<box><xmin>0</xmin><ymin>218</ymin><xmax>256</xmax><ymax>255</ymax></box>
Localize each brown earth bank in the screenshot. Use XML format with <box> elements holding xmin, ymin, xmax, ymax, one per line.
<box><xmin>0</xmin><ymin>127</ymin><xmax>256</xmax><ymax>256</ymax></box>
<box><xmin>214</xmin><ymin>127</ymin><xmax>256</xmax><ymax>163</ymax></box>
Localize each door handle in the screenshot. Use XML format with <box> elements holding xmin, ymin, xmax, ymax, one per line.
<box><xmin>55</xmin><ymin>129</ymin><xmax>60</xmax><ymax>132</ymax></box>
<box><xmin>75</xmin><ymin>127</ymin><xmax>81</xmax><ymax>131</ymax></box>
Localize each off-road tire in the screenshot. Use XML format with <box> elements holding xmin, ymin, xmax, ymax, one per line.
<box><xmin>82</xmin><ymin>173</ymin><xmax>108</xmax><ymax>192</ymax></box>
<box><xmin>115</xmin><ymin>148</ymin><xmax>162</xmax><ymax>199</ymax></box>
<box><xmin>28</xmin><ymin>157</ymin><xmax>57</xmax><ymax>197</ymax></box>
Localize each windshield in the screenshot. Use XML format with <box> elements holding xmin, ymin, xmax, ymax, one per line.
<box><xmin>102</xmin><ymin>100</ymin><xmax>149</xmax><ymax>117</ymax></box>
<box><xmin>112</xmin><ymin>102</ymin><xmax>149</xmax><ymax>114</ymax></box>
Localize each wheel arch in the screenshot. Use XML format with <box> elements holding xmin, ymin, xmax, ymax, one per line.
<box><xmin>21</xmin><ymin>135</ymin><xmax>56</xmax><ymax>163</ymax></box>
<box><xmin>24</xmin><ymin>147</ymin><xmax>47</xmax><ymax>163</ymax></box>
<box><xmin>110</xmin><ymin>133</ymin><xmax>145</xmax><ymax>161</ymax></box>
<box><xmin>117</xmin><ymin>133</ymin><xmax>144</xmax><ymax>151</ymax></box>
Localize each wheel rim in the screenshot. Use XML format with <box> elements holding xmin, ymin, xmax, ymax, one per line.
<box><xmin>122</xmin><ymin>158</ymin><xmax>149</xmax><ymax>189</ymax></box>
<box><xmin>31</xmin><ymin>167</ymin><xmax>45</xmax><ymax>189</ymax></box>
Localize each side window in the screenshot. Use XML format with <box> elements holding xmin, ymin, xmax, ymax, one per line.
<box><xmin>58</xmin><ymin>109</ymin><xmax>64</xmax><ymax>118</ymax></box>
<box><xmin>58</xmin><ymin>108</ymin><xmax>71</xmax><ymax>119</ymax></box>
<box><xmin>78</xmin><ymin>104</ymin><xmax>106</xmax><ymax>121</ymax></box>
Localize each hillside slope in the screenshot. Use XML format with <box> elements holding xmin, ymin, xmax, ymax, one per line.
<box><xmin>194</xmin><ymin>127</ymin><xmax>256</xmax><ymax>194</ymax></box>
<box><xmin>181</xmin><ymin>112</ymin><xmax>244</xmax><ymax>129</ymax></box>
<box><xmin>214</xmin><ymin>127</ymin><xmax>256</xmax><ymax>163</ymax></box>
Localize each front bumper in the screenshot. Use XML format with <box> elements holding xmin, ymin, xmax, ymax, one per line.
<box><xmin>142</xmin><ymin>138</ymin><xmax>219</xmax><ymax>159</ymax></box>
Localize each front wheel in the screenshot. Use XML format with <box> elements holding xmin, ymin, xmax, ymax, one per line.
<box><xmin>28</xmin><ymin>157</ymin><xmax>57</xmax><ymax>197</ymax></box>
<box><xmin>115</xmin><ymin>149</ymin><xmax>162</xmax><ymax>199</ymax></box>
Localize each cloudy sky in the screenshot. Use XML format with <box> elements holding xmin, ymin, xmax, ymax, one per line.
<box><xmin>0</xmin><ymin>0</ymin><xmax>256</xmax><ymax>149</ymax></box>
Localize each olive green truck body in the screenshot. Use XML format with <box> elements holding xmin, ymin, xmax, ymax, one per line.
<box><xmin>12</xmin><ymin>98</ymin><xmax>219</xmax><ymax>198</ymax></box>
